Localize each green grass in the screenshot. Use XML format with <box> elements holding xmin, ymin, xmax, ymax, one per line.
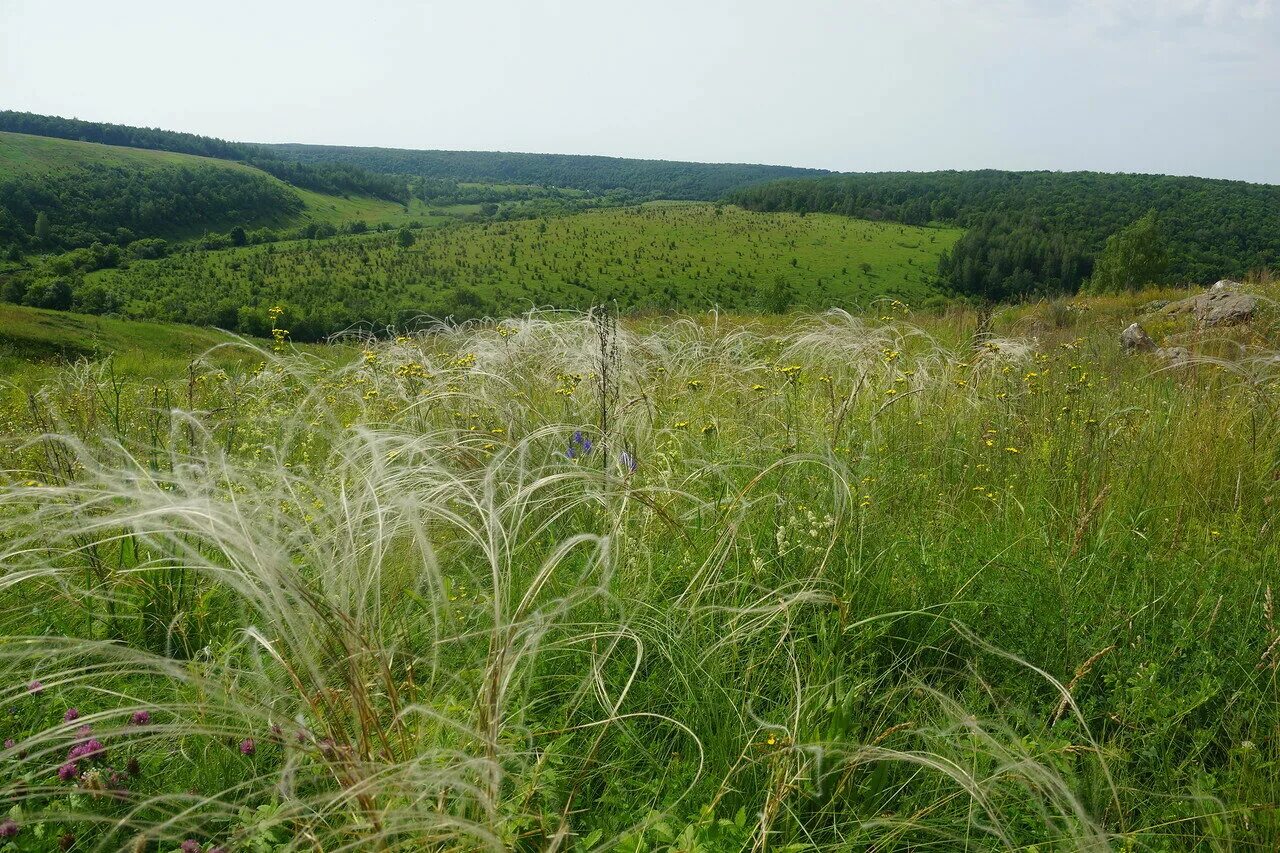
<box><xmin>0</xmin><ymin>131</ymin><xmax>268</xmax><ymax>177</ymax></box>
<box><xmin>0</xmin><ymin>287</ymin><xmax>1277</xmax><ymax>849</ymax></box>
<box><xmin>83</xmin><ymin>204</ymin><xmax>960</xmax><ymax>337</ymax></box>
<box><xmin>0</xmin><ymin>303</ymin><xmax>333</xmax><ymax>392</ymax></box>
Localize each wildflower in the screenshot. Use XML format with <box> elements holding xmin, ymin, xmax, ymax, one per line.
<box><xmin>3</xmin><ymin>738</ymin><xmax>14</xmax><ymax>750</ymax></box>
<box><xmin>240</xmin><ymin>738</ymin><xmax>256</xmax><ymax>756</ymax></box>
<box><xmin>765</xmin><ymin>734</ymin><xmax>777</xmax><ymax>746</ymax></box>
<box><xmin>566</xmin><ymin>430</ymin><xmax>593</xmax><ymax>459</ymax></box>
<box><xmin>64</xmin><ymin>707</ymin><xmax>79</xmax><ymax>722</ymax></box>
<box><xmin>67</xmin><ymin>739</ymin><xmax>105</xmax><ymax>762</ymax></box>
<box><xmin>181</xmin><ymin>841</ymin><xmax>202</xmax><ymax>853</ymax></box>
<box><xmin>620</xmin><ymin>450</ymin><xmax>637</xmax><ymax>473</ymax></box>
<box><xmin>0</xmin><ymin>819</ymin><xmax>16</xmax><ymax>838</ymax></box>
<box><xmin>1004</xmin><ymin>447</ymin><xmax>1020</xmax><ymax>454</ymax></box>
<box><xmin>58</xmin><ymin>762</ymin><xmax>79</xmax><ymax>781</ymax></box>
<box><xmin>28</xmin><ymin>680</ymin><xmax>43</xmax><ymax>694</ymax></box>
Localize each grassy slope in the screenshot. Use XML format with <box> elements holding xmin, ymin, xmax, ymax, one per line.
<box><xmin>0</xmin><ymin>304</ymin><xmax>326</xmax><ymax>391</ymax></box>
<box><xmin>86</xmin><ymin>204</ymin><xmax>960</xmax><ymax>332</ymax></box>
<box><xmin>0</xmin><ymin>131</ymin><xmax>418</xmax><ymax>236</ymax></box>
<box><xmin>0</xmin><ymin>131</ymin><xmax>267</xmax><ymax>176</ymax></box>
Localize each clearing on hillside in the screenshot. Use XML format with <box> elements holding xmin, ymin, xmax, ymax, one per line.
<box><xmin>87</xmin><ymin>204</ymin><xmax>960</xmax><ymax>337</ymax></box>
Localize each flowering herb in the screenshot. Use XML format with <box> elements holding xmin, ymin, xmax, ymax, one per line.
<box><xmin>566</xmin><ymin>430</ymin><xmax>594</xmax><ymax>459</ymax></box>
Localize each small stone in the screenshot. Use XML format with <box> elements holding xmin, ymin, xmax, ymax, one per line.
<box><xmin>1121</xmin><ymin>322</ymin><xmax>1155</xmax><ymax>352</ymax></box>
<box><xmin>1155</xmin><ymin>346</ymin><xmax>1190</xmax><ymax>366</ymax></box>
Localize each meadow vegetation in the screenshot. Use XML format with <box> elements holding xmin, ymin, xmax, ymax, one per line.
<box><xmin>59</xmin><ymin>205</ymin><xmax>959</xmax><ymax>339</ymax></box>
<box><xmin>1</xmin><ymin>284</ymin><xmax>1277</xmax><ymax>850</ymax></box>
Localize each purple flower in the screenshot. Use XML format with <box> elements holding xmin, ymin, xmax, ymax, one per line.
<box><xmin>3</xmin><ymin>738</ymin><xmax>15</xmax><ymax>750</ymax></box>
<box><xmin>620</xmin><ymin>450</ymin><xmax>637</xmax><ymax>473</ymax></box>
<box><xmin>63</xmin><ymin>707</ymin><xmax>79</xmax><ymax>722</ymax></box>
<box><xmin>180</xmin><ymin>840</ymin><xmax>202</xmax><ymax>853</ymax></box>
<box><xmin>75</xmin><ymin>725</ymin><xmax>92</xmax><ymax>738</ymax></box>
<box><xmin>567</xmin><ymin>430</ymin><xmax>594</xmax><ymax>459</ymax></box>
<box><xmin>57</xmin><ymin>761</ymin><xmax>79</xmax><ymax>781</ymax></box>
<box><xmin>130</xmin><ymin>710</ymin><xmax>151</xmax><ymax>726</ymax></box>
<box><xmin>67</xmin><ymin>738</ymin><xmax>105</xmax><ymax>762</ymax></box>
<box><xmin>239</xmin><ymin>738</ymin><xmax>255</xmax><ymax>755</ymax></box>
<box><xmin>0</xmin><ymin>818</ymin><xmax>18</xmax><ymax>838</ymax></box>
<box><xmin>28</xmin><ymin>680</ymin><xmax>43</xmax><ymax>694</ymax></box>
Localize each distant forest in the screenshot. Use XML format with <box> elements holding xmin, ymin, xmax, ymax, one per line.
<box><xmin>0</xmin><ymin>111</ymin><xmax>406</xmax><ymax>201</ymax></box>
<box><xmin>731</xmin><ymin>171</ymin><xmax>1280</xmax><ymax>298</ymax></box>
<box><xmin>267</xmin><ymin>143</ymin><xmax>829</xmax><ymax>200</ymax></box>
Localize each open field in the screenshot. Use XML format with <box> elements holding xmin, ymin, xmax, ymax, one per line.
<box><xmin>1</xmin><ymin>285</ymin><xmax>1277</xmax><ymax>849</ymax></box>
<box><xmin>83</xmin><ymin>205</ymin><xmax>959</xmax><ymax>337</ymax></box>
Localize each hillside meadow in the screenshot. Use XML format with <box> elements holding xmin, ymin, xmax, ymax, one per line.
<box><xmin>0</xmin><ymin>131</ymin><xmax>426</xmax><ymax>253</ymax></box>
<box><xmin>0</xmin><ymin>284</ymin><xmax>1277</xmax><ymax>850</ymax></box>
<box><xmin>82</xmin><ymin>204</ymin><xmax>959</xmax><ymax>337</ymax></box>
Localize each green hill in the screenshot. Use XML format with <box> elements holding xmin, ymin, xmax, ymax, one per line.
<box><xmin>78</xmin><ymin>204</ymin><xmax>958</xmax><ymax>338</ymax></box>
<box><xmin>731</xmin><ymin>170</ymin><xmax>1280</xmax><ymax>298</ymax></box>
<box><xmin>0</xmin><ymin>131</ymin><xmax>429</xmax><ymax>254</ymax></box>
<box><xmin>0</xmin><ymin>131</ymin><xmax>304</xmax><ymax>250</ymax></box>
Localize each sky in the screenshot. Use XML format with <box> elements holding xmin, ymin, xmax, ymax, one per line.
<box><xmin>3</xmin><ymin>0</ymin><xmax>1278</xmax><ymax>182</ymax></box>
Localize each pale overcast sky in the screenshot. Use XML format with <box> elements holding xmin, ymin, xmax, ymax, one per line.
<box><xmin>3</xmin><ymin>0</ymin><xmax>1278</xmax><ymax>182</ymax></box>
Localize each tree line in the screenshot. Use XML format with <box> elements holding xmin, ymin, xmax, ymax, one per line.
<box><xmin>268</xmin><ymin>143</ymin><xmax>830</xmax><ymax>200</ymax></box>
<box><xmin>731</xmin><ymin>170</ymin><xmax>1280</xmax><ymax>296</ymax></box>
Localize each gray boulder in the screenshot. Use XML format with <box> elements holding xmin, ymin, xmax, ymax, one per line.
<box><xmin>1162</xmin><ymin>289</ymin><xmax>1256</xmax><ymax>326</ymax></box>
<box><xmin>1121</xmin><ymin>322</ymin><xmax>1156</xmax><ymax>352</ymax></box>
<box><xmin>1211</xmin><ymin>279</ymin><xmax>1241</xmax><ymax>292</ymax></box>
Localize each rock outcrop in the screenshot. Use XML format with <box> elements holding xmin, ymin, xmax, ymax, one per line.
<box><xmin>1162</xmin><ymin>288</ymin><xmax>1256</xmax><ymax>327</ymax></box>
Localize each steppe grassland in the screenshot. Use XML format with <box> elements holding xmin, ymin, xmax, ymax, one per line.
<box><xmin>0</xmin><ymin>291</ymin><xmax>1277</xmax><ymax>850</ymax></box>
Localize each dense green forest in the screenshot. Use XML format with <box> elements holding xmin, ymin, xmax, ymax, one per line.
<box><xmin>0</xmin><ymin>133</ymin><xmax>306</xmax><ymax>254</ymax></box>
<box><xmin>732</xmin><ymin>170</ymin><xmax>1280</xmax><ymax>296</ymax></box>
<box><xmin>269</xmin><ymin>143</ymin><xmax>829</xmax><ymax>200</ymax></box>
<box><xmin>0</xmin><ymin>111</ymin><xmax>406</xmax><ymax>201</ymax></box>
<box><xmin>16</xmin><ymin>205</ymin><xmax>954</xmax><ymax>338</ymax></box>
